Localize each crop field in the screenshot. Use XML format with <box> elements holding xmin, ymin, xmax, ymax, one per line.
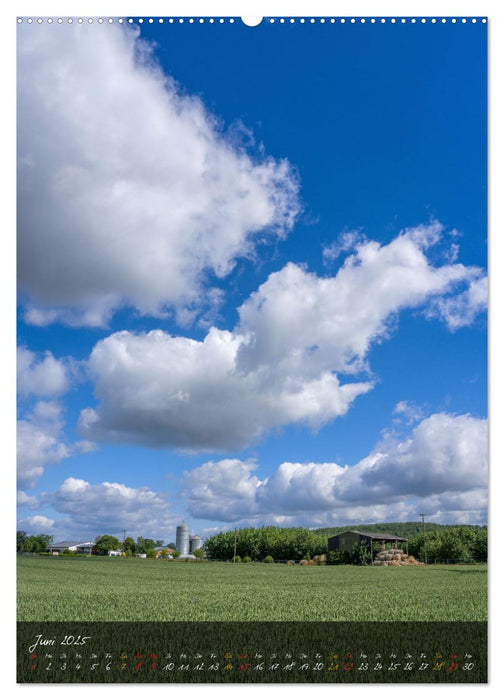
<box><xmin>17</xmin><ymin>556</ymin><xmax>487</xmax><ymax>622</ymax></box>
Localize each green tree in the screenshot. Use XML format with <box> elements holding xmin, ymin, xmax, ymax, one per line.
<box><xmin>136</xmin><ymin>537</ymin><xmax>156</xmax><ymax>554</ymax></box>
<box><xmin>193</xmin><ymin>548</ymin><xmax>204</xmax><ymax>559</ymax></box>
<box><xmin>94</xmin><ymin>535</ymin><xmax>121</xmax><ymax>555</ymax></box>
<box><xmin>29</xmin><ymin>534</ymin><xmax>52</xmax><ymax>553</ymax></box>
<box><xmin>123</xmin><ymin>537</ymin><xmax>136</xmax><ymax>555</ymax></box>
<box><xmin>17</xmin><ymin>530</ymin><xmax>29</xmax><ymax>552</ymax></box>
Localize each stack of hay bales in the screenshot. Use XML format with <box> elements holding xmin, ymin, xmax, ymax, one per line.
<box><xmin>372</xmin><ymin>548</ymin><xmax>420</xmax><ymax>566</ymax></box>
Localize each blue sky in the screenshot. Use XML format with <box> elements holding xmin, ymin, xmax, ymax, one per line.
<box><xmin>16</xmin><ymin>17</ymin><xmax>487</xmax><ymax>544</ymax></box>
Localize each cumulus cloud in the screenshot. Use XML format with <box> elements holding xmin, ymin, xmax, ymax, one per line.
<box><xmin>19</xmin><ymin>515</ymin><xmax>55</xmax><ymax>532</ymax></box>
<box><xmin>427</xmin><ymin>276</ymin><xmax>488</xmax><ymax>330</ymax></box>
<box><xmin>182</xmin><ymin>413</ymin><xmax>487</xmax><ymax>525</ymax></box>
<box><xmin>79</xmin><ymin>222</ymin><xmax>486</xmax><ymax>451</ymax></box>
<box><xmin>17</xmin><ymin>22</ymin><xmax>300</xmax><ymax>327</ymax></box>
<box><xmin>17</xmin><ymin>490</ymin><xmax>39</xmax><ymax>508</ymax></box>
<box><xmin>17</xmin><ymin>402</ymin><xmax>71</xmax><ymax>489</ymax></box>
<box><xmin>17</xmin><ymin>346</ymin><xmax>69</xmax><ymax>397</ymax></box>
<box><xmin>79</xmin><ymin>327</ymin><xmax>372</xmax><ymax>450</ymax></box>
<box><xmin>41</xmin><ymin>477</ymin><xmax>178</xmax><ymax>541</ymax></box>
<box><xmin>17</xmin><ymin>401</ymin><xmax>93</xmax><ymax>489</ymax></box>
<box><xmin>322</xmin><ymin>230</ymin><xmax>366</xmax><ymax>264</ymax></box>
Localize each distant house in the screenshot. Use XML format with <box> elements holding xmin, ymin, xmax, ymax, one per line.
<box><xmin>154</xmin><ymin>547</ymin><xmax>175</xmax><ymax>559</ymax></box>
<box><xmin>49</xmin><ymin>541</ymin><xmax>95</xmax><ymax>555</ymax></box>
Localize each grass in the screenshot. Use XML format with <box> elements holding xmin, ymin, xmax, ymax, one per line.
<box><xmin>17</xmin><ymin>556</ymin><xmax>487</xmax><ymax>622</ymax></box>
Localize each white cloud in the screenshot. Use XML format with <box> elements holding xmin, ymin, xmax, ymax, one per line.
<box><xmin>392</xmin><ymin>400</ymin><xmax>425</xmax><ymax>425</ymax></box>
<box><xmin>17</xmin><ymin>402</ymin><xmax>92</xmax><ymax>489</ymax></box>
<box><xmin>20</xmin><ymin>515</ymin><xmax>55</xmax><ymax>532</ymax></box>
<box><xmin>17</xmin><ymin>22</ymin><xmax>300</xmax><ymax>327</ymax></box>
<box><xmin>17</xmin><ymin>346</ymin><xmax>69</xmax><ymax>397</ymax></box>
<box><xmin>235</xmin><ymin>222</ymin><xmax>484</xmax><ymax>375</ymax></box>
<box><xmin>17</xmin><ymin>402</ymin><xmax>71</xmax><ymax>489</ymax></box>
<box><xmin>79</xmin><ymin>222</ymin><xmax>486</xmax><ymax>451</ymax></box>
<box><xmin>17</xmin><ymin>491</ymin><xmax>39</xmax><ymax>508</ymax></box>
<box><xmin>428</xmin><ymin>276</ymin><xmax>488</xmax><ymax>330</ymax></box>
<box><xmin>79</xmin><ymin>327</ymin><xmax>373</xmax><ymax>450</ymax></box>
<box><xmin>322</xmin><ymin>230</ymin><xmax>366</xmax><ymax>264</ymax></box>
<box><xmin>181</xmin><ymin>413</ymin><xmax>487</xmax><ymax>525</ymax></box>
<box><xmin>41</xmin><ymin>477</ymin><xmax>178</xmax><ymax>542</ymax></box>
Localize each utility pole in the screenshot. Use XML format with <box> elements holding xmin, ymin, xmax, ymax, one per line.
<box><xmin>419</xmin><ymin>514</ymin><xmax>427</xmax><ymax>565</ymax></box>
<box><xmin>233</xmin><ymin>528</ymin><xmax>237</xmax><ymax>563</ymax></box>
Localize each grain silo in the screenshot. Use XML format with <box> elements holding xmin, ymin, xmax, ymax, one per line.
<box><xmin>176</xmin><ymin>521</ymin><xmax>190</xmax><ymax>555</ymax></box>
<box><xmin>189</xmin><ymin>535</ymin><xmax>202</xmax><ymax>554</ymax></box>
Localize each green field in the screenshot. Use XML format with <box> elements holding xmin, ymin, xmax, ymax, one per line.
<box><xmin>17</xmin><ymin>556</ymin><xmax>487</xmax><ymax>622</ymax></box>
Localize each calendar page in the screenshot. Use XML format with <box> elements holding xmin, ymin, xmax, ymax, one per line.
<box><xmin>16</xmin><ymin>9</ymin><xmax>488</xmax><ymax>684</ymax></box>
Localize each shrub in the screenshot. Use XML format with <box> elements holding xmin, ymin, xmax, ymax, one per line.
<box><xmin>263</xmin><ymin>555</ymin><xmax>274</xmax><ymax>563</ymax></box>
<box><xmin>350</xmin><ymin>542</ymin><xmax>370</xmax><ymax>566</ymax></box>
<box><xmin>232</xmin><ymin>555</ymin><xmax>242</xmax><ymax>563</ymax></box>
<box><xmin>327</xmin><ymin>550</ymin><xmax>352</xmax><ymax>565</ymax></box>
<box><xmin>242</xmin><ymin>556</ymin><xmax>252</xmax><ymax>563</ymax></box>
<box><xmin>193</xmin><ymin>549</ymin><xmax>204</xmax><ymax>559</ymax></box>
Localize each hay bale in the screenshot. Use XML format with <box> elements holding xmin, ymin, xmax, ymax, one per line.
<box><xmin>308</xmin><ymin>560</ymin><xmax>316</xmax><ymax>566</ymax></box>
<box><xmin>318</xmin><ymin>554</ymin><xmax>327</xmax><ymax>563</ymax></box>
<box><xmin>372</xmin><ymin>561</ymin><xmax>387</xmax><ymax>566</ymax></box>
<box><xmin>389</xmin><ymin>560</ymin><xmax>401</xmax><ymax>566</ymax></box>
<box><xmin>299</xmin><ymin>559</ymin><xmax>308</xmax><ymax>566</ymax></box>
<box><xmin>287</xmin><ymin>560</ymin><xmax>295</xmax><ymax>566</ymax></box>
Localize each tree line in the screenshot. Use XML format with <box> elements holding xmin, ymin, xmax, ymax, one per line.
<box><xmin>17</xmin><ymin>531</ymin><xmax>51</xmax><ymax>553</ymax></box>
<box><xmin>204</xmin><ymin>526</ymin><xmax>328</xmax><ymax>561</ymax></box>
<box><xmin>17</xmin><ymin>524</ymin><xmax>487</xmax><ymax>563</ymax></box>
<box><xmin>407</xmin><ymin>525</ymin><xmax>487</xmax><ymax>563</ymax></box>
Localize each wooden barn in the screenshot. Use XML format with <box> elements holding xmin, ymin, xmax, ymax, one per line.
<box><xmin>328</xmin><ymin>530</ymin><xmax>408</xmax><ymax>563</ymax></box>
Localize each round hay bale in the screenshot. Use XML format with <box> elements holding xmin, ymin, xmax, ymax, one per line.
<box><xmin>299</xmin><ymin>559</ymin><xmax>308</xmax><ymax>566</ymax></box>
<box><xmin>287</xmin><ymin>560</ymin><xmax>295</xmax><ymax>566</ymax></box>
<box><xmin>389</xmin><ymin>560</ymin><xmax>401</xmax><ymax>566</ymax></box>
<box><xmin>318</xmin><ymin>554</ymin><xmax>327</xmax><ymax>563</ymax></box>
<box><xmin>384</xmin><ymin>554</ymin><xmax>393</xmax><ymax>561</ymax></box>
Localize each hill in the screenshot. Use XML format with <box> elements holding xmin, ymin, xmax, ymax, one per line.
<box><xmin>313</xmin><ymin>521</ymin><xmax>486</xmax><ymax>540</ymax></box>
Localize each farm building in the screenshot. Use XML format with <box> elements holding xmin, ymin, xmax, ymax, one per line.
<box><xmin>49</xmin><ymin>541</ymin><xmax>95</xmax><ymax>555</ymax></box>
<box><xmin>328</xmin><ymin>530</ymin><xmax>408</xmax><ymax>563</ymax></box>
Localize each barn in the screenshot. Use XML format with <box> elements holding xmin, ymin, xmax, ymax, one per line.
<box><xmin>328</xmin><ymin>530</ymin><xmax>408</xmax><ymax>564</ymax></box>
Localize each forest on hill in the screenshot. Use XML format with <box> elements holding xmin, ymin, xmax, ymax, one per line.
<box><xmin>313</xmin><ymin>521</ymin><xmax>486</xmax><ymax>539</ymax></box>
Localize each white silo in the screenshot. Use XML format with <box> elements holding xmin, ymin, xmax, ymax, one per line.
<box><xmin>176</xmin><ymin>521</ymin><xmax>190</xmax><ymax>555</ymax></box>
<box><xmin>189</xmin><ymin>535</ymin><xmax>203</xmax><ymax>554</ymax></box>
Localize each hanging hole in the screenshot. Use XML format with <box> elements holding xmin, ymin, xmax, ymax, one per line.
<box><xmin>241</xmin><ymin>17</ymin><xmax>263</xmax><ymax>27</ymax></box>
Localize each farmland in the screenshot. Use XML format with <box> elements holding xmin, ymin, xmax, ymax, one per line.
<box><xmin>17</xmin><ymin>556</ymin><xmax>487</xmax><ymax>622</ymax></box>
